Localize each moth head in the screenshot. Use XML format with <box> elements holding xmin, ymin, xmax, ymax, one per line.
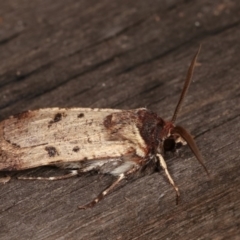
<box><xmin>162</xmin><ymin>125</ymin><xmax>186</xmax><ymax>153</ymax></box>
<box><xmin>160</xmin><ymin>46</ymin><xmax>209</xmax><ymax>176</ymax></box>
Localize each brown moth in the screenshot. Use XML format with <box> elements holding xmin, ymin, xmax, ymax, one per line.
<box><xmin>0</xmin><ymin>47</ymin><xmax>209</xmax><ymax>209</ymax></box>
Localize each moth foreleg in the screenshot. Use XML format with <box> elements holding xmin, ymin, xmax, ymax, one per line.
<box><xmin>18</xmin><ymin>170</ymin><xmax>78</xmax><ymax>181</ymax></box>
<box><xmin>157</xmin><ymin>153</ymin><xmax>180</xmax><ymax>204</ymax></box>
<box><xmin>78</xmin><ymin>173</ymin><xmax>125</xmax><ymax>209</ymax></box>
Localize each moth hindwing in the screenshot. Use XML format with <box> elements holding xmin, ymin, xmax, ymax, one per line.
<box><xmin>0</xmin><ymin>47</ymin><xmax>209</xmax><ymax>209</ymax></box>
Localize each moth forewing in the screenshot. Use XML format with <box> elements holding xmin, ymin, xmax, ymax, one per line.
<box><xmin>0</xmin><ymin>108</ymin><xmax>147</xmax><ymax>171</ymax></box>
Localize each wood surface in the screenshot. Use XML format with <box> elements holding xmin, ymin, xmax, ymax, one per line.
<box><xmin>0</xmin><ymin>0</ymin><xmax>240</xmax><ymax>239</ymax></box>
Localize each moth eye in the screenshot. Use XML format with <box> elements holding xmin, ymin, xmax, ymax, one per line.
<box><xmin>163</xmin><ymin>138</ymin><xmax>176</xmax><ymax>152</ymax></box>
<box><xmin>176</xmin><ymin>142</ymin><xmax>183</xmax><ymax>149</ymax></box>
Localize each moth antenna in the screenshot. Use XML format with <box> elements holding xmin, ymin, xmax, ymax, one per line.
<box><xmin>171</xmin><ymin>45</ymin><xmax>201</xmax><ymax>123</ymax></box>
<box><xmin>171</xmin><ymin>125</ymin><xmax>210</xmax><ymax>176</ymax></box>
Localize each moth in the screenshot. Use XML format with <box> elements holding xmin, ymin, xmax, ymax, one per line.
<box><xmin>0</xmin><ymin>47</ymin><xmax>209</xmax><ymax>209</ymax></box>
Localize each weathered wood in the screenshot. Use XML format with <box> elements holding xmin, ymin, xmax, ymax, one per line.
<box><xmin>0</xmin><ymin>0</ymin><xmax>240</xmax><ymax>239</ymax></box>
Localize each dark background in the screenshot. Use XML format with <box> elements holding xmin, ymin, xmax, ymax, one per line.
<box><xmin>0</xmin><ymin>0</ymin><xmax>240</xmax><ymax>239</ymax></box>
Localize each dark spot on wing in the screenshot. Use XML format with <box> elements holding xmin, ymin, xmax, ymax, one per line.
<box><xmin>104</xmin><ymin>114</ymin><xmax>113</xmax><ymax>128</ymax></box>
<box><xmin>45</xmin><ymin>146</ymin><xmax>59</xmax><ymax>157</ymax></box>
<box><xmin>48</xmin><ymin>113</ymin><xmax>64</xmax><ymax>127</ymax></box>
<box><xmin>54</xmin><ymin>113</ymin><xmax>62</xmax><ymax>122</ymax></box>
<box><xmin>73</xmin><ymin>146</ymin><xmax>80</xmax><ymax>152</ymax></box>
<box><xmin>78</xmin><ymin>113</ymin><xmax>84</xmax><ymax>118</ymax></box>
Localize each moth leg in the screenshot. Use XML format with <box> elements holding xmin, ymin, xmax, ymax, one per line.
<box><xmin>78</xmin><ymin>173</ymin><xmax>125</xmax><ymax>209</ymax></box>
<box><xmin>18</xmin><ymin>170</ymin><xmax>78</xmax><ymax>181</ymax></box>
<box><xmin>157</xmin><ymin>153</ymin><xmax>180</xmax><ymax>204</ymax></box>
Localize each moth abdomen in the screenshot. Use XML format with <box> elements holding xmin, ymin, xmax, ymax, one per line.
<box><xmin>45</xmin><ymin>146</ymin><xmax>59</xmax><ymax>157</ymax></box>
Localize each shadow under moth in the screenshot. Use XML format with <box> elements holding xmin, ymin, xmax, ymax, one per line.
<box><xmin>0</xmin><ymin>47</ymin><xmax>209</xmax><ymax>209</ymax></box>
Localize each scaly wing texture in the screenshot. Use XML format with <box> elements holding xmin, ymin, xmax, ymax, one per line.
<box><xmin>0</xmin><ymin>108</ymin><xmax>148</xmax><ymax>170</ymax></box>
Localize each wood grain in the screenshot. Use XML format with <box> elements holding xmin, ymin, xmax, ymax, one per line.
<box><xmin>0</xmin><ymin>0</ymin><xmax>240</xmax><ymax>239</ymax></box>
